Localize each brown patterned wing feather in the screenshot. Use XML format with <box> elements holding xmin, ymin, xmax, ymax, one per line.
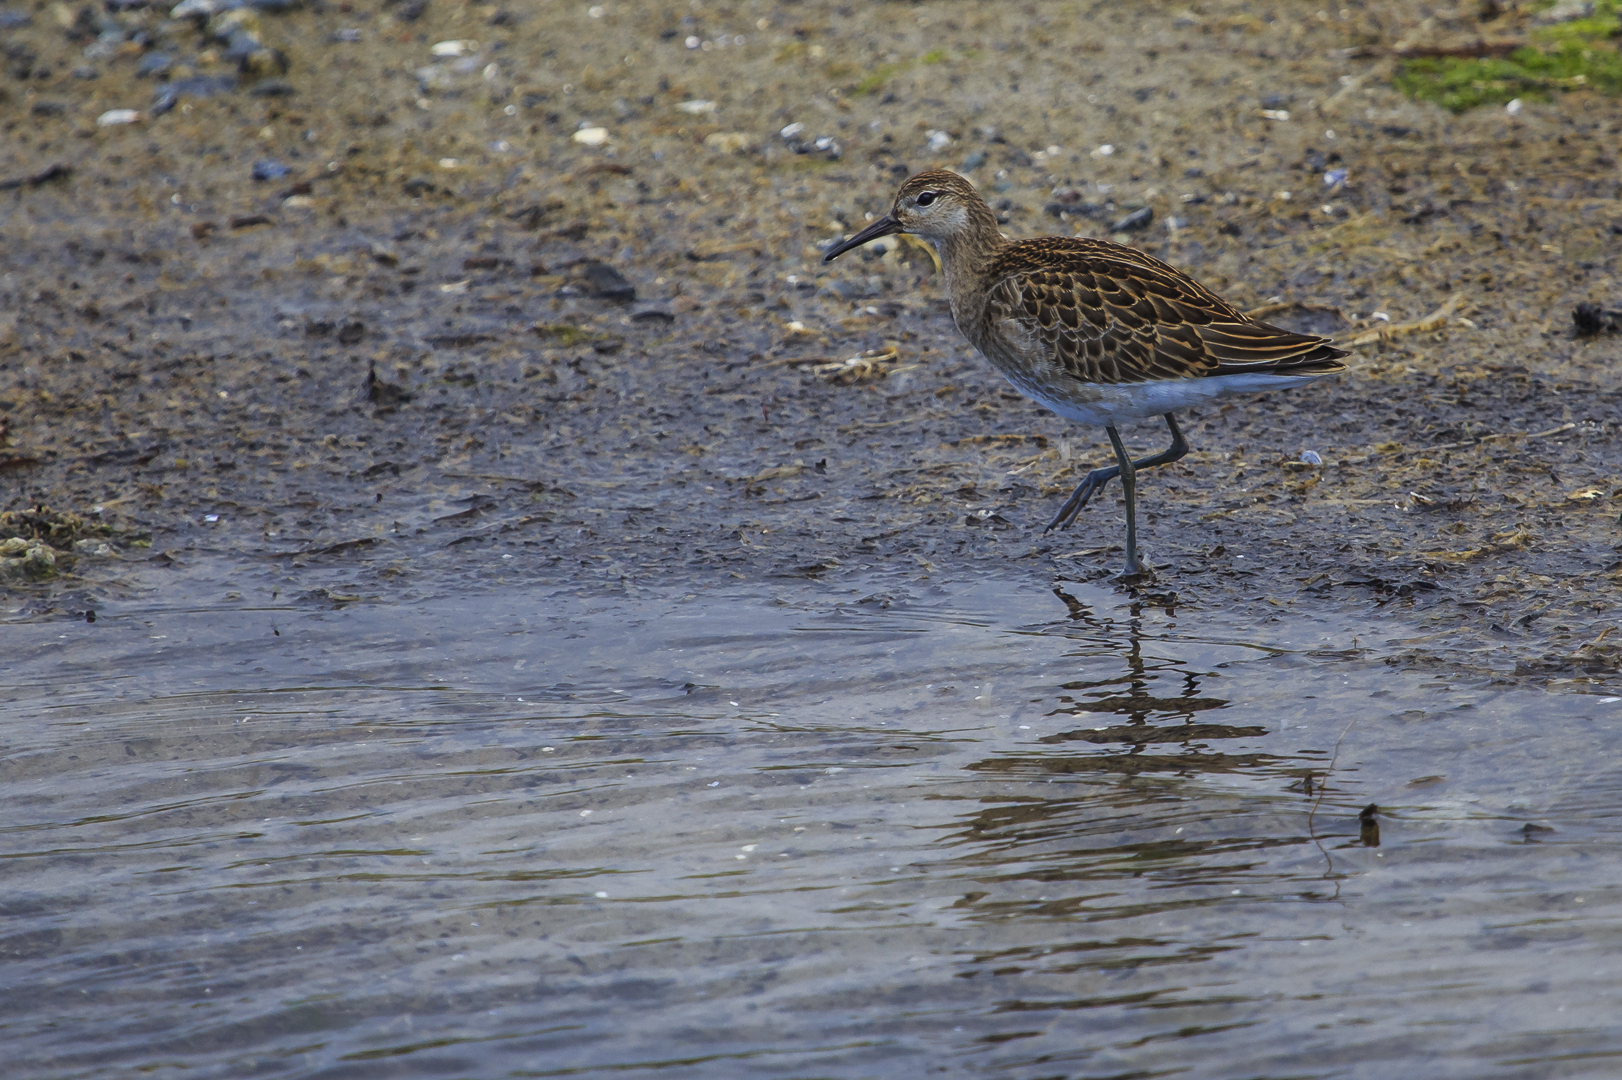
<box><xmin>986</xmin><ymin>237</ymin><xmax>1348</xmax><ymax>385</ymax></box>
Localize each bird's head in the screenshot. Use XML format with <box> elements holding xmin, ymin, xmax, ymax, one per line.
<box><xmin>823</xmin><ymin>169</ymin><xmax>986</xmax><ymax>262</ymax></box>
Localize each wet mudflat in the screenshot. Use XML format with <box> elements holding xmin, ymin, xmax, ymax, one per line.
<box><xmin>6</xmin><ymin>576</ymin><xmax>1622</xmax><ymax>1078</ymax></box>
<box><xmin>3</xmin><ymin>0</ymin><xmax>1620</xmax><ymax>679</ymax></box>
<box><xmin>4</xmin><ymin>0</ymin><xmax>1622</xmax><ymax>1075</ymax></box>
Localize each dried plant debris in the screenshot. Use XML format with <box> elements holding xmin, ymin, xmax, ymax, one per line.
<box><xmin>0</xmin><ymin>507</ymin><xmax>119</xmax><ymax>582</ymax></box>
<box><xmin>1573</xmin><ymin>302</ymin><xmax>1622</xmax><ymax>336</ymax></box>
<box><xmin>814</xmin><ymin>346</ymin><xmax>911</xmax><ymax>384</ymax></box>
<box><xmin>770</xmin><ymin>345</ymin><xmax>913</xmax><ymax>385</ymax></box>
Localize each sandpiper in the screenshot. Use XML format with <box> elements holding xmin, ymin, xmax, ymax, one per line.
<box><xmin>824</xmin><ymin>169</ymin><xmax>1348</xmax><ymax>576</ymax></box>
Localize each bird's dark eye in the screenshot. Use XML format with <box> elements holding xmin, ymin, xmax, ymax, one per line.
<box><xmin>915</xmin><ymin>191</ymin><xmax>938</xmax><ymax>207</ymax></box>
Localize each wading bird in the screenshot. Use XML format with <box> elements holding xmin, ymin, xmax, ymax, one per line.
<box><xmin>824</xmin><ymin>170</ymin><xmax>1347</xmax><ymax>576</ymax></box>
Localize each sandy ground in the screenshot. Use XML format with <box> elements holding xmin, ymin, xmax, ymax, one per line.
<box><xmin>3</xmin><ymin>0</ymin><xmax>1621</xmax><ymax>684</ymax></box>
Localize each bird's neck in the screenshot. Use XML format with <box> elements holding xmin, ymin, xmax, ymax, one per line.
<box><xmin>929</xmin><ymin>205</ymin><xmax>1007</xmax><ymax>322</ymax></box>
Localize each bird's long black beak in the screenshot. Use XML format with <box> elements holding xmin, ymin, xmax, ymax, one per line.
<box><xmin>822</xmin><ymin>215</ymin><xmax>902</xmax><ymax>263</ymax></box>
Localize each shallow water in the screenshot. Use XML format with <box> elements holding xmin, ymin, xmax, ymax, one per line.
<box><xmin>5</xmin><ymin>576</ymin><xmax>1622</xmax><ymax>1079</ymax></box>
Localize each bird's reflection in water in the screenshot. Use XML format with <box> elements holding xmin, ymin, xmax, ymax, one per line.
<box><xmin>970</xmin><ymin>586</ymin><xmax>1283</xmax><ymax>782</ymax></box>
<box><xmin>946</xmin><ymin>585</ymin><xmax>1333</xmax><ymax>933</ymax></box>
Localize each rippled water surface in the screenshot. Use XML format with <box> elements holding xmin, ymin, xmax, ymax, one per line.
<box><xmin>6</xmin><ymin>577</ymin><xmax>1622</xmax><ymax>1079</ymax></box>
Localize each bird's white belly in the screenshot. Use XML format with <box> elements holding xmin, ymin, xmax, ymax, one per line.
<box><xmin>1001</xmin><ymin>369</ymin><xmax>1326</xmax><ymax>427</ymax></box>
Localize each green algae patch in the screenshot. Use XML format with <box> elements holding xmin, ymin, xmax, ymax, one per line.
<box><xmin>531</xmin><ymin>324</ymin><xmax>596</xmax><ymax>347</ymax></box>
<box><xmin>1395</xmin><ymin>4</ymin><xmax>1622</xmax><ymax>112</ymax></box>
<box><xmin>850</xmin><ymin>49</ymin><xmax>972</xmax><ymax>96</ymax></box>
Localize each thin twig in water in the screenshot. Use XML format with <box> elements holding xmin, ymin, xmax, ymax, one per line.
<box><xmin>1309</xmin><ymin>714</ymin><xmax>1361</xmax><ymax>888</ymax></box>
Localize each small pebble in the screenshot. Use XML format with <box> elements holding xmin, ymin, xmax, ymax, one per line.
<box><xmin>251</xmin><ymin>158</ymin><xmax>290</xmax><ymax>181</ymax></box>
<box><xmin>242</xmin><ymin>47</ymin><xmax>288</xmax><ymax>77</ymax></box>
<box><xmin>224</xmin><ymin>30</ymin><xmax>264</xmax><ymax>61</ymax></box>
<box><xmin>575</xmin><ymin>261</ymin><xmax>636</xmax><ymax>301</ymax></box>
<box><xmin>1111</xmin><ymin>207</ymin><xmax>1153</xmax><ymax>232</ymax></box>
<box><xmin>703</xmin><ymin>131</ymin><xmax>750</xmax><ymax>153</ymax></box>
<box><xmin>170</xmin><ymin>0</ymin><xmax>232</xmax><ymax>17</ymax></box>
<box><xmin>248</xmin><ymin>78</ymin><xmax>295</xmax><ymax>97</ymax></box>
<box><xmin>209</xmin><ymin>8</ymin><xmax>260</xmax><ymax>41</ymax></box>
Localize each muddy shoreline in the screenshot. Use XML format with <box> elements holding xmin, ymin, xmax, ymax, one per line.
<box><xmin>4</xmin><ymin>0</ymin><xmax>1621</xmax><ymax>686</ymax></box>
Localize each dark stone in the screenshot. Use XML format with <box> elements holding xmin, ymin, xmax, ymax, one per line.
<box><xmin>576</xmin><ymin>261</ymin><xmax>636</xmax><ymax>301</ymax></box>
<box><xmin>251</xmin><ymin>159</ymin><xmax>291</xmax><ymax>182</ymax></box>
<box><xmin>248</xmin><ymin>78</ymin><xmax>295</xmax><ymax>96</ymax></box>
<box><xmin>0</xmin><ymin>163</ymin><xmax>72</xmax><ymax>191</ymax></box>
<box><xmin>136</xmin><ymin>52</ymin><xmax>172</xmax><ymax>77</ymax></box>
<box><xmin>157</xmin><ymin>74</ymin><xmax>237</xmax><ymax>99</ymax></box>
<box><xmin>1045</xmin><ymin>201</ymin><xmax>1107</xmax><ymax>220</ymax></box>
<box><xmin>1111</xmin><ymin>207</ymin><xmax>1154</xmax><ymax>232</ymax></box>
<box><xmin>225</xmin><ymin>31</ymin><xmax>263</xmax><ymax>62</ymax></box>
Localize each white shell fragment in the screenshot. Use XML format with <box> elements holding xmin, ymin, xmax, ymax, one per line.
<box><xmin>703</xmin><ymin>131</ymin><xmax>751</xmax><ymax>153</ymax></box>
<box><xmin>96</xmin><ymin>109</ymin><xmax>141</xmax><ymax>126</ymax></box>
<box><xmin>572</xmin><ymin>126</ymin><xmax>609</xmax><ymax>146</ymax></box>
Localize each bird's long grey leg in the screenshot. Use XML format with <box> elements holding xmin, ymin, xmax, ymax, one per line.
<box><xmin>1043</xmin><ymin>413</ymin><xmax>1190</xmax><ymax>533</ymax></box>
<box><xmin>1106</xmin><ymin>425</ymin><xmax>1142</xmax><ymax>575</ymax></box>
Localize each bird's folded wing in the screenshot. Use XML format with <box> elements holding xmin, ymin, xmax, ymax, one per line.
<box><xmin>987</xmin><ymin>239</ymin><xmax>1345</xmax><ymax>386</ymax></box>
